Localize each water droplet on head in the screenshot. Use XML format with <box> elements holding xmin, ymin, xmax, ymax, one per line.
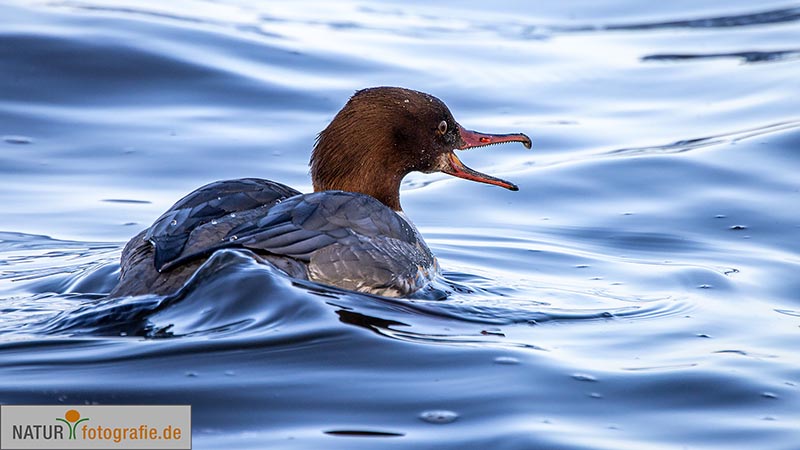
<box><xmin>229</xmin><ymin>235</ymin><xmax>238</xmax><ymax>241</ymax></box>
<box><xmin>230</xmin><ymin>213</ymin><xmax>236</xmax><ymax>218</ymax></box>
<box><xmin>211</xmin><ymin>220</ymin><xmax>218</xmax><ymax>225</ymax></box>
<box><xmin>169</xmin><ymin>219</ymin><xmax>177</xmax><ymax>226</ymax></box>
<box><xmin>419</xmin><ymin>410</ymin><xmax>458</xmax><ymax>424</ymax></box>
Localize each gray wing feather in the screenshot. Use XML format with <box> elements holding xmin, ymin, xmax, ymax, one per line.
<box><xmin>308</xmin><ymin>236</ymin><xmax>435</xmax><ymax>296</ymax></box>
<box><xmin>146</xmin><ymin>187</ymin><xmax>436</xmax><ymax>296</ymax></box>
<box><xmin>221</xmin><ymin>190</ymin><xmax>418</xmax><ymax>254</ymax></box>
<box><xmin>145</xmin><ymin>178</ymin><xmax>301</xmax><ymax>270</ymax></box>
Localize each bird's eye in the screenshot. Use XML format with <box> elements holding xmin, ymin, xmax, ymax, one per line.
<box><xmin>437</xmin><ymin>120</ymin><xmax>448</xmax><ymax>135</ymax></box>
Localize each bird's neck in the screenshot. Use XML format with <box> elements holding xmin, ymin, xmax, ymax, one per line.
<box><xmin>313</xmin><ymin>168</ymin><xmax>404</xmax><ymax>211</ymax></box>
<box><xmin>310</xmin><ymin>128</ymin><xmax>407</xmax><ymax>211</ymax></box>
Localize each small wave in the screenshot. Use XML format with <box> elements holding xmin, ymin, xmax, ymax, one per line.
<box><xmin>0</xmin><ymin>232</ymin><xmax>120</xmax><ymax>295</ymax></box>
<box><xmin>1</xmin><ymin>231</ymin><xmax>696</xmax><ymax>350</ymax></box>
<box><xmin>603</xmin><ymin>120</ymin><xmax>800</xmax><ymax>158</ymax></box>
<box><xmin>48</xmin><ymin>1</ymin><xmax>257</xmax><ymax>32</ymax></box>
<box><xmin>101</xmin><ymin>198</ymin><xmax>152</xmax><ymax>204</ymax></box>
<box><xmin>550</xmin><ymin>6</ymin><xmax>800</xmax><ymax>32</ymax></box>
<box><xmin>39</xmin><ymin>250</ymin><xmax>334</xmax><ymax>338</ymax></box>
<box><xmin>529</xmin><ymin>120</ymin><xmax>800</xmax><ymax>170</ymax></box>
<box><xmin>643</xmin><ymin>49</ymin><xmax>800</xmax><ymax>64</ymax></box>
<box><xmin>775</xmin><ymin>308</ymin><xmax>800</xmax><ymax>318</ymax></box>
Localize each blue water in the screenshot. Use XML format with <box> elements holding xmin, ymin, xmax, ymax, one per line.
<box><xmin>2</xmin><ymin>1</ymin><xmax>800</xmax><ymax>448</ymax></box>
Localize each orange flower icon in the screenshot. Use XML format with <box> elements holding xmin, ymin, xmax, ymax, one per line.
<box><xmin>65</xmin><ymin>409</ymin><xmax>80</xmax><ymax>423</ymax></box>
<box><xmin>56</xmin><ymin>409</ymin><xmax>89</xmax><ymax>439</ymax></box>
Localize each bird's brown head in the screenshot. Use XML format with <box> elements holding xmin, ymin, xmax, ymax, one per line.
<box><xmin>310</xmin><ymin>87</ymin><xmax>532</xmax><ymax>211</ymax></box>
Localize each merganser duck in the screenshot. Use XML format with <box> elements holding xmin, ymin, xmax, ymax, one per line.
<box><xmin>110</xmin><ymin>87</ymin><xmax>531</xmax><ymax>298</ymax></box>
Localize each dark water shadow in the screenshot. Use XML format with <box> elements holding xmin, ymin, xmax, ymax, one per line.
<box><xmin>643</xmin><ymin>49</ymin><xmax>800</xmax><ymax>64</ymax></box>
<box><xmin>551</xmin><ymin>6</ymin><xmax>800</xmax><ymax>32</ymax></box>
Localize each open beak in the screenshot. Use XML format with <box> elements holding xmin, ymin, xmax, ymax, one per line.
<box><xmin>438</xmin><ymin>126</ymin><xmax>532</xmax><ymax>191</ymax></box>
<box><xmin>458</xmin><ymin>127</ymin><xmax>532</xmax><ymax>151</ymax></box>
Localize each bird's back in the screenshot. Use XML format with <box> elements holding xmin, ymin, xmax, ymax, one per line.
<box><xmin>110</xmin><ymin>178</ymin><xmax>437</xmax><ymax>298</ymax></box>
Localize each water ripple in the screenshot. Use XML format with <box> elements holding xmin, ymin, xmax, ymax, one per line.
<box><xmin>604</xmin><ymin>120</ymin><xmax>800</xmax><ymax>157</ymax></box>
<box><xmin>2</xmin><ymin>2</ymin><xmax>800</xmax><ymax>448</ymax></box>
<box><xmin>535</xmin><ymin>120</ymin><xmax>800</xmax><ymax>169</ymax></box>
<box><xmin>643</xmin><ymin>49</ymin><xmax>800</xmax><ymax>64</ymax></box>
<box><xmin>551</xmin><ymin>6</ymin><xmax>800</xmax><ymax>32</ymax></box>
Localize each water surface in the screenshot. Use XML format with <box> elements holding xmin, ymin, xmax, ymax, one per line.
<box><xmin>2</xmin><ymin>1</ymin><xmax>800</xmax><ymax>448</ymax></box>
